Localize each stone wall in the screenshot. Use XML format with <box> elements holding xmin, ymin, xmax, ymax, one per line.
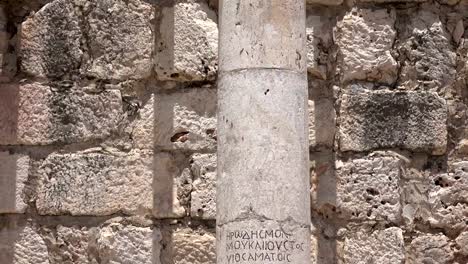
<box><xmin>0</xmin><ymin>0</ymin><xmax>467</xmax><ymax>263</ymax></box>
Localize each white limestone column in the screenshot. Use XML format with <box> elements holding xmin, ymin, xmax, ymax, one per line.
<box><xmin>217</xmin><ymin>1</ymin><xmax>311</xmax><ymax>263</ymax></box>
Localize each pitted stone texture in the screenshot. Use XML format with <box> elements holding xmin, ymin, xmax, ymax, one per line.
<box><xmin>406</xmin><ymin>233</ymin><xmax>455</xmax><ymax>264</ymax></box>
<box><xmin>153</xmin><ymin>152</ymin><xmax>192</xmax><ymax>219</ymax></box>
<box><xmin>0</xmin><ymin>224</ymin><xmax>49</xmax><ymax>264</ymax></box>
<box><xmin>313</xmin><ymin>154</ymin><xmax>402</xmax><ymax>222</ymax></box>
<box><xmin>427</xmin><ymin>162</ymin><xmax>468</xmax><ymax>232</ymax></box>
<box><xmin>335</xmin><ymin>8</ymin><xmax>397</xmax><ymax>85</ymax></box>
<box><xmin>309</xmin><ymin>99</ymin><xmax>336</xmax><ymax>149</ymax></box>
<box><xmin>397</xmin><ymin>10</ymin><xmax>456</xmax><ymax>91</ymax></box>
<box><xmin>456</xmin><ymin>231</ymin><xmax>468</xmax><ymax>256</ymax></box>
<box><xmin>338</xmin><ymin>227</ymin><xmax>404</xmax><ymax>264</ymax></box>
<box><xmin>47</xmin><ymin>226</ymin><xmax>90</xmax><ymax>264</ymax></box>
<box><xmin>190</xmin><ymin>153</ymin><xmax>216</xmax><ymax>219</ymax></box>
<box><xmin>0</xmin><ymin>152</ymin><xmax>29</xmax><ymax>214</ymax></box>
<box><xmin>307</xmin><ymin>0</ymin><xmax>343</xmax><ymax>5</ymax></box>
<box><xmin>164</xmin><ymin>228</ymin><xmax>215</xmax><ymax>264</ymax></box>
<box><xmin>401</xmin><ymin>180</ymin><xmax>431</xmax><ymax>227</ymax></box>
<box><xmin>36</xmin><ymin>150</ymin><xmax>154</xmax><ymax>216</ymax></box>
<box><xmin>339</xmin><ymin>90</ymin><xmax>447</xmax><ymax>155</ymax></box>
<box><xmin>0</xmin><ymin>83</ymin><xmax>123</xmax><ymax>145</ymax></box>
<box><xmin>132</xmin><ymin>88</ymin><xmax>217</xmax><ymax>151</ymax></box>
<box><xmin>155</xmin><ymin>0</ymin><xmax>218</xmax><ymax>81</ymax></box>
<box><xmin>306</xmin><ymin>11</ymin><xmax>333</xmax><ymax>79</ymax></box>
<box><xmin>219</xmin><ymin>0</ymin><xmax>306</xmax><ymax>72</ymax></box>
<box><xmin>19</xmin><ymin>0</ymin><xmax>83</xmax><ymax>78</ymax></box>
<box><xmin>83</xmin><ymin>0</ymin><xmax>155</xmax><ymax>80</ymax></box>
<box><xmin>92</xmin><ymin>223</ymin><xmax>162</xmax><ymax>264</ymax></box>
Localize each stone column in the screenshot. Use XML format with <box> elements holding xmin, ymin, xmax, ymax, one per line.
<box><xmin>217</xmin><ymin>1</ymin><xmax>310</xmax><ymax>263</ymax></box>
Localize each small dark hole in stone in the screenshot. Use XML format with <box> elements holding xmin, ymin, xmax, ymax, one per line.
<box><xmin>170</xmin><ymin>73</ymin><xmax>179</xmax><ymax>78</ymax></box>
<box><xmin>264</xmin><ymin>89</ymin><xmax>270</xmax><ymax>95</ymax></box>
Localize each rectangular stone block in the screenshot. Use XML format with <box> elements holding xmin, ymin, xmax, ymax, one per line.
<box><xmin>406</xmin><ymin>233</ymin><xmax>454</xmax><ymax>264</ymax></box>
<box><xmin>132</xmin><ymin>88</ymin><xmax>217</xmax><ymax>151</ymax></box>
<box><xmin>36</xmin><ymin>150</ymin><xmax>154</xmax><ymax>216</ymax></box>
<box><xmin>0</xmin><ymin>83</ymin><xmax>123</xmax><ymax>145</ymax></box>
<box><xmin>339</xmin><ymin>90</ymin><xmax>447</xmax><ymax>154</ymax></box>
<box><xmin>155</xmin><ymin>0</ymin><xmax>218</xmax><ymax>81</ymax></box>
<box><xmin>190</xmin><ymin>153</ymin><xmax>216</xmax><ymax>219</ymax></box>
<box><xmin>309</xmin><ymin>99</ymin><xmax>336</xmax><ymax>149</ymax></box>
<box><xmin>161</xmin><ymin>228</ymin><xmax>215</xmax><ymax>264</ymax></box>
<box><xmin>0</xmin><ymin>152</ymin><xmax>29</xmax><ymax>214</ymax></box>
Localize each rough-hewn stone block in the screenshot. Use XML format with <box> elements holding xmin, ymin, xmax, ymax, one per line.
<box><xmin>47</xmin><ymin>226</ymin><xmax>90</xmax><ymax>264</ymax></box>
<box><xmin>0</xmin><ymin>83</ymin><xmax>123</xmax><ymax>145</ymax></box>
<box><xmin>0</xmin><ymin>152</ymin><xmax>29</xmax><ymax>214</ymax></box>
<box><xmin>36</xmin><ymin>150</ymin><xmax>154</xmax><ymax>216</ymax></box>
<box><xmin>83</xmin><ymin>0</ymin><xmax>155</xmax><ymax>80</ymax></box>
<box><xmin>406</xmin><ymin>233</ymin><xmax>454</xmax><ymax>264</ymax></box>
<box><xmin>190</xmin><ymin>153</ymin><xmax>216</xmax><ymax>219</ymax></box>
<box><xmin>155</xmin><ymin>0</ymin><xmax>218</xmax><ymax>81</ymax></box>
<box><xmin>132</xmin><ymin>88</ymin><xmax>217</xmax><ymax>151</ymax></box>
<box><xmin>162</xmin><ymin>228</ymin><xmax>216</xmax><ymax>264</ymax></box>
<box><xmin>335</xmin><ymin>8</ymin><xmax>397</xmax><ymax>84</ymax></box>
<box><xmin>309</xmin><ymin>99</ymin><xmax>336</xmax><ymax>149</ymax></box>
<box><xmin>338</xmin><ymin>227</ymin><xmax>405</xmax><ymax>264</ymax></box>
<box><xmin>0</xmin><ymin>224</ymin><xmax>49</xmax><ymax>264</ymax></box>
<box><xmin>456</xmin><ymin>231</ymin><xmax>468</xmax><ymax>256</ymax></box>
<box><xmin>339</xmin><ymin>90</ymin><xmax>447</xmax><ymax>154</ymax></box>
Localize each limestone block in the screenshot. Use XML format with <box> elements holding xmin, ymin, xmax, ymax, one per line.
<box><xmin>0</xmin><ymin>83</ymin><xmax>123</xmax><ymax>146</ymax></box>
<box><xmin>153</xmin><ymin>152</ymin><xmax>192</xmax><ymax>219</ymax></box>
<box><xmin>456</xmin><ymin>231</ymin><xmax>468</xmax><ymax>256</ymax></box>
<box><xmin>338</xmin><ymin>227</ymin><xmax>405</xmax><ymax>264</ymax></box>
<box><xmin>401</xmin><ymin>180</ymin><xmax>431</xmax><ymax>227</ymax></box>
<box><xmin>155</xmin><ymin>0</ymin><xmax>218</xmax><ymax>81</ymax></box>
<box><xmin>307</xmin><ymin>0</ymin><xmax>343</xmax><ymax>5</ymax></box>
<box><xmin>47</xmin><ymin>226</ymin><xmax>90</xmax><ymax>264</ymax></box>
<box><xmin>406</xmin><ymin>233</ymin><xmax>454</xmax><ymax>264</ymax></box>
<box><xmin>93</xmin><ymin>223</ymin><xmax>162</xmax><ymax>264</ymax></box>
<box><xmin>0</xmin><ymin>224</ymin><xmax>49</xmax><ymax>264</ymax></box>
<box><xmin>83</xmin><ymin>0</ymin><xmax>155</xmax><ymax>80</ymax></box>
<box><xmin>190</xmin><ymin>153</ymin><xmax>216</xmax><ymax>219</ymax></box>
<box><xmin>427</xmin><ymin>162</ymin><xmax>468</xmax><ymax>232</ymax></box>
<box><xmin>313</xmin><ymin>154</ymin><xmax>402</xmax><ymax>222</ymax></box>
<box><xmin>306</xmin><ymin>11</ymin><xmax>333</xmax><ymax>79</ymax></box>
<box><xmin>132</xmin><ymin>88</ymin><xmax>217</xmax><ymax>151</ymax></box>
<box><xmin>19</xmin><ymin>0</ymin><xmax>83</xmax><ymax>78</ymax></box>
<box><xmin>398</xmin><ymin>10</ymin><xmax>456</xmax><ymax>90</ymax></box>
<box><xmin>164</xmin><ymin>228</ymin><xmax>215</xmax><ymax>264</ymax></box>
<box><xmin>335</xmin><ymin>8</ymin><xmax>397</xmax><ymax>84</ymax></box>
<box><xmin>309</xmin><ymin>99</ymin><xmax>336</xmax><ymax>149</ymax></box>
<box><xmin>0</xmin><ymin>152</ymin><xmax>29</xmax><ymax>214</ymax></box>
<box><xmin>36</xmin><ymin>150</ymin><xmax>154</xmax><ymax>216</ymax></box>
<box><xmin>339</xmin><ymin>90</ymin><xmax>447</xmax><ymax>155</ymax></box>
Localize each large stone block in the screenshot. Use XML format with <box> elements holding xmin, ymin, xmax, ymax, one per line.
<box><xmin>0</xmin><ymin>152</ymin><xmax>29</xmax><ymax>214</ymax></box>
<box><xmin>406</xmin><ymin>233</ymin><xmax>455</xmax><ymax>264</ymax></box>
<box><xmin>0</xmin><ymin>83</ymin><xmax>123</xmax><ymax>145</ymax></box>
<box><xmin>36</xmin><ymin>150</ymin><xmax>154</xmax><ymax>216</ymax></box>
<box><xmin>338</xmin><ymin>227</ymin><xmax>405</xmax><ymax>264</ymax></box>
<box><xmin>190</xmin><ymin>153</ymin><xmax>216</xmax><ymax>220</ymax></box>
<box><xmin>335</xmin><ymin>8</ymin><xmax>397</xmax><ymax>84</ymax></box>
<box><xmin>0</xmin><ymin>223</ymin><xmax>49</xmax><ymax>264</ymax></box>
<box><xmin>47</xmin><ymin>226</ymin><xmax>90</xmax><ymax>264</ymax></box>
<box><xmin>19</xmin><ymin>0</ymin><xmax>83</xmax><ymax>78</ymax></box>
<box><xmin>155</xmin><ymin>0</ymin><xmax>218</xmax><ymax>81</ymax></box>
<box><xmin>83</xmin><ymin>0</ymin><xmax>155</xmax><ymax>80</ymax></box>
<box><xmin>397</xmin><ymin>10</ymin><xmax>456</xmax><ymax>91</ymax></box>
<box><xmin>339</xmin><ymin>90</ymin><xmax>447</xmax><ymax>154</ymax></box>
<box><xmin>162</xmin><ymin>228</ymin><xmax>216</xmax><ymax>264</ymax></box>
<box><xmin>132</xmin><ymin>88</ymin><xmax>217</xmax><ymax>151</ymax></box>
<box><xmin>312</xmin><ymin>153</ymin><xmax>402</xmax><ymax>222</ymax></box>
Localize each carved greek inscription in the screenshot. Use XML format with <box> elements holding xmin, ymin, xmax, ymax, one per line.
<box><xmin>225</xmin><ymin>229</ymin><xmax>305</xmax><ymax>263</ymax></box>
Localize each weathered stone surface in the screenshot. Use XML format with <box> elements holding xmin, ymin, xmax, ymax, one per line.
<box><xmin>93</xmin><ymin>223</ymin><xmax>162</xmax><ymax>264</ymax></box>
<box><xmin>47</xmin><ymin>226</ymin><xmax>90</xmax><ymax>264</ymax></box>
<box><xmin>313</xmin><ymin>153</ymin><xmax>402</xmax><ymax>222</ymax></box>
<box><xmin>155</xmin><ymin>0</ymin><xmax>218</xmax><ymax>81</ymax></box>
<box><xmin>339</xmin><ymin>90</ymin><xmax>447</xmax><ymax>155</ymax></box>
<box><xmin>0</xmin><ymin>152</ymin><xmax>29</xmax><ymax>214</ymax></box>
<box><xmin>360</xmin><ymin>0</ymin><xmax>426</xmax><ymax>2</ymax></box>
<box><xmin>338</xmin><ymin>227</ymin><xmax>405</xmax><ymax>264</ymax></box>
<box><xmin>36</xmin><ymin>150</ymin><xmax>153</xmax><ymax>216</ymax></box>
<box><xmin>163</xmin><ymin>228</ymin><xmax>215</xmax><ymax>264</ymax></box>
<box><xmin>427</xmin><ymin>162</ymin><xmax>468</xmax><ymax>232</ymax></box>
<box><xmin>406</xmin><ymin>233</ymin><xmax>454</xmax><ymax>264</ymax></box>
<box><xmin>132</xmin><ymin>88</ymin><xmax>217</xmax><ymax>151</ymax></box>
<box><xmin>397</xmin><ymin>10</ymin><xmax>456</xmax><ymax>91</ymax></box>
<box><xmin>309</xmin><ymin>99</ymin><xmax>336</xmax><ymax>149</ymax></box>
<box><xmin>152</xmin><ymin>152</ymin><xmax>192</xmax><ymax>219</ymax></box>
<box><xmin>83</xmin><ymin>0</ymin><xmax>155</xmax><ymax>80</ymax></box>
<box><xmin>0</xmin><ymin>224</ymin><xmax>49</xmax><ymax>264</ymax></box>
<box><xmin>456</xmin><ymin>231</ymin><xmax>468</xmax><ymax>256</ymax></box>
<box><xmin>0</xmin><ymin>83</ymin><xmax>123</xmax><ymax>145</ymax></box>
<box><xmin>190</xmin><ymin>153</ymin><xmax>216</xmax><ymax>219</ymax></box>
<box><xmin>19</xmin><ymin>0</ymin><xmax>83</xmax><ymax>78</ymax></box>
<box><xmin>335</xmin><ymin>8</ymin><xmax>397</xmax><ymax>84</ymax></box>
<box><xmin>0</xmin><ymin>5</ymin><xmax>15</xmax><ymax>82</ymax></box>
<box><xmin>307</xmin><ymin>0</ymin><xmax>343</xmax><ymax>5</ymax></box>
<box><xmin>401</xmin><ymin>180</ymin><xmax>431</xmax><ymax>227</ymax></box>
<box><xmin>306</xmin><ymin>11</ymin><xmax>333</xmax><ymax>79</ymax></box>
